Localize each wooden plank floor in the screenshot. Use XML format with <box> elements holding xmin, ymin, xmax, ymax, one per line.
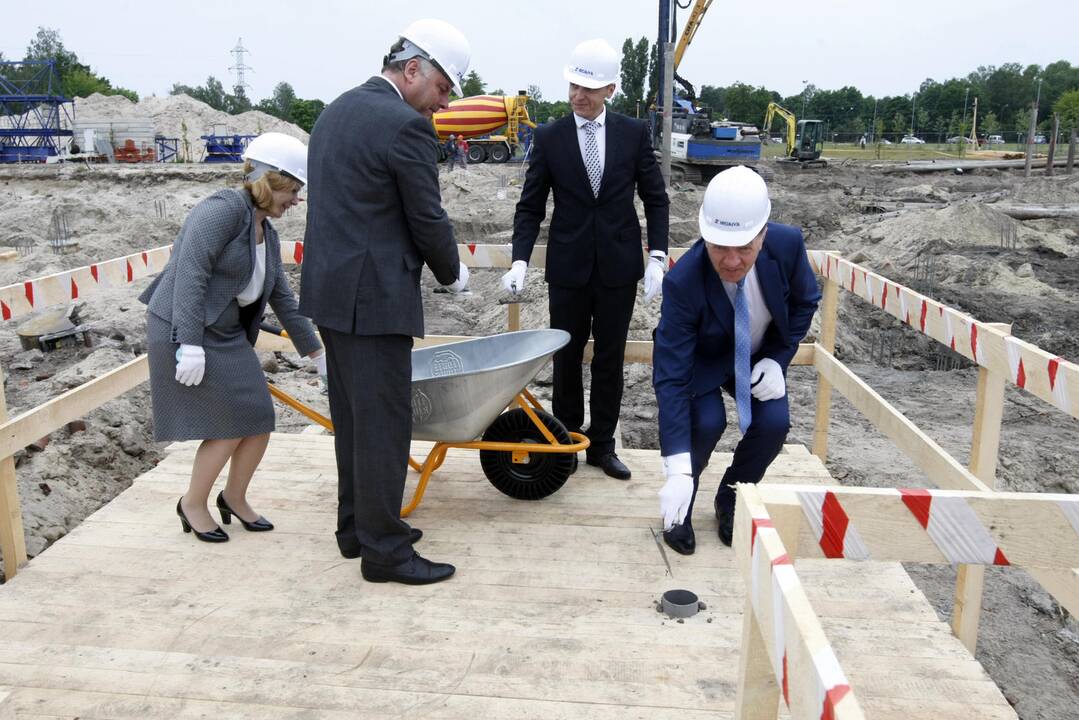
<box><xmin>0</xmin><ymin>434</ymin><xmax>1015</xmax><ymax>720</ymax></box>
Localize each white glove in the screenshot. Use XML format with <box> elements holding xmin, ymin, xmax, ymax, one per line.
<box><xmin>444</xmin><ymin>262</ymin><xmax>470</xmax><ymax>293</ymax></box>
<box><xmin>175</xmin><ymin>344</ymin><xmax>205</xmax><ymax>387</ymax></box>
<box><xmin>750</xmin><ymin>357</ymin><xmax>785</xmax><ymax>401</ymax></box>
<box><xmin>312</xmin><ymin>351</ymin><xmax>328</xmax><ymax>393</ymax></box>
<box><xmin>501</xmin><ymin>260</ymin><xmax>527</xmax><ymax>294</ymax></box>
<box><xmin>643</xmin><ymin>253</ymin><xmax>666</xmax><ymax>302</ymax></box>
<box><xmin>659</xmin><ymin>473</ymin><xmax>694</xmax><ymax>530</ymax></box>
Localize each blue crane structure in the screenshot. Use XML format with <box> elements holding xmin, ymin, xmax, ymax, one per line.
<box><xmin>0</xmin><ymin>60</ymin><xmax>75</xmax><ymax>163</ymax></box>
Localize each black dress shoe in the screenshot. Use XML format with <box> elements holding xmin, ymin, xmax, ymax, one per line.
<box><xmin>663</xmin><ymin>521</ymin><xmax>696</xmax><ymax>555</ymax></box>
<box><xmin>216</xmin><ymin>492</ymin><xmax>273</xmax><ymax>531</ymax></box>
<box><xmin>715</xmin><ymin>500</ymin><xmax>735</xmax><ymax>547</ymax></box>
<box><xmin>339</xmin><ymin>528</ymin><xmax>423</xmax><ymax>559</ymax></box>
<box><xmin>176</xmin><ymin>498</ymin><xmax>229</xmax><ymax>543</ymax></box>
<box><xmin>361</xmin><ymin>551</ymin><xmax>455</xmax><ymax>585</ymax></box>
<box><xmin>586</xmin><ymin>452</ymin><xmax>631</xmax><ymax>480</ymax></box>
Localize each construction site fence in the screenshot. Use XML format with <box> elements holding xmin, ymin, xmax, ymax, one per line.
<box><xmin>0</xmin><ymin>242</ymin><xmax>1077</xmax><ymax>717</ymax></box>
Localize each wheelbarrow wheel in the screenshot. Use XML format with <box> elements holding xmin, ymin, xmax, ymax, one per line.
<box><xmin>479</xmin><ymin>408</ymin><xmax>574</xmax><ymax>500</ymax></box>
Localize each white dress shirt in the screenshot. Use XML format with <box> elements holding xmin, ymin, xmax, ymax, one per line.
<box><xmin>237</xmin><ymin>241</ymin><xmax>266</xmax><ymax>307</ymax></box>
<box><xmin>377</xmin><ymin>74</ymin><xmax>405</xmax><ymax>100</ymax></box>
<box><xmin>573</xmin><ymin>108</ymin><xmax>607</xmax><ymax>178</ymax></box>
<box><xmin>721</xmin><ymin>266</ymin><xmax>773</xmax><ymax>354</ymax></box>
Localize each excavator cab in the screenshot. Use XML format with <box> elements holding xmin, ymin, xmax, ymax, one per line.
<box><xmin>794</xmin><ymin>120</ymin><xmax>824</xmax><ymax>162</ymax></box>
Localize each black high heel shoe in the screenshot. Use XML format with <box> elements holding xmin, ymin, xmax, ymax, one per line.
<box><xmin>216</xmin><ymin>491</ymin><xmax>274</xmax><ymax>531</ymax></box>
<box><xmin>176</xmin><ymin>498</ymin><xmax>229</xmax><ymax>542</ymax></box>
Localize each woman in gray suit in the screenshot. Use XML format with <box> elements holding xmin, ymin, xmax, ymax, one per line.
<box><xmin>140</xmin><ymin>132</ymin><xmax>324</xmax><ymax>543</ymax></box>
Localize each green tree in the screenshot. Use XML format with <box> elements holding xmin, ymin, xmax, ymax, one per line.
<box><xmin>171</xmin><ymin>76</ymin><xmax>228</xmax><ymax>111</ymax></box>
<box><xmin>1053</xmin><ymin>90</ymin><xmax>1079</xmax><ymax>133</ymax></box>
<box><xmin>618</xmin><ymin>37</ymin><xmax>649</xmax><ymax>109</ymax></box>
<box><xmin>723</xmin><ymin>83</ymin><xmax>779</xmax><ymax>124</ymax></box>
<box><xmin>224</xmin><ymin>87</ymin><xmax>252</xmax><ymax>114</ymax></box>
<box><xmin>255</xmin><ymin>82</ymin><xmax>296</xmax><ymax>121</ymax></box>
<box><xmin>290</xmin><ymin>98</ymin><xmax>325</xmax><ymax>133</ymax></box>
<box><xmin>460</xmin><ymin>70</ymin><xmax>485</xmax><ymax>97</ymax></box>
<box><xmin>698</xmin><ymin>85</ymin><xmax>724</xmax><ymax>114</ymax></box>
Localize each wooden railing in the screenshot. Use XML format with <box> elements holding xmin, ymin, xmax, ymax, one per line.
<box><xmin>0</xmin><ymin>242</ymin><xmax>1075</xmax><ymax>662</ymax></box>
<box><xmin>734</xmin><ymin>483</ymin><xmax>1079</xmax><ymax>719</ymax></box>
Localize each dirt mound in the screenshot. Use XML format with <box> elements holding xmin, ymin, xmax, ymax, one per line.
<box><xmin>72</xmin><ymin>93</ymin><xmax>308</xmax><ymax>160</ymax></box>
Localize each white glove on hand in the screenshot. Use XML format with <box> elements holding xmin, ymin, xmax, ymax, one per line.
<box><xmin>501</xmin><ymin>260</ymin><xmax>527</xmax><ymax>294</ymax></box>
<box><xmin>643</xmin><ymin>254</ymin><xmax>666</xmax><ymax>302</ymax></box>
<box><xmin>312</xmin><ymin>351</ymin><xmax>328</xmax><ymax>394</ymax></box>
<box><xmin>750</xmin><ymin>357</ymin><xmax>785</xmax><ymax>401</ymax></box>
<box><xmin>444</xmin><ymin>262</ymin><xmax>470</xmax><ymax>293</ymax></box>
<box><xmin>659</xmin><ymin>473</ymin><xmax>694</xmax><ymax>530</ymax></box>
<box><xmin>175</xmin><ymin>344</ymin><xmax>205</xmax><ymax>387</ymax></box>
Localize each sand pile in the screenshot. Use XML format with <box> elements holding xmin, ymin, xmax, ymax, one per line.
<box><xmin>72</xmin><ymin>93</ymin><xmax>308</xmax><ymax>160</ymax></box>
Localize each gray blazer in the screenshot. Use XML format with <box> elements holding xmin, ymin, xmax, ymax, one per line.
<box><xmin>140</xmin><ymin>188</ymin><xmax>320</xmax><ymax>355</ymax></box>
<box><xmin>299</xmin><ymin>76</ymin><xmax>460</xmax><ymax>338</ymax></box>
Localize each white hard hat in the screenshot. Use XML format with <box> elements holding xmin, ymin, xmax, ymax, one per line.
<box><xmin>698</xmin><ymin>166</ymin><xmax>771</xmax><ymax>247</ymax></box>
<box><xmin>242</xmin><ymin>132</ymin><xmax>308</xmax><ymax>186</ymax></box>
<box><xmin>393</xmin><ymin>18</ymin><xmax>471</xmax><ymax>96</ymax></box>
<box><xmin>563</xmin><ymin>39</ymin><xmax>619</xmax><ymax>90</ymax></box>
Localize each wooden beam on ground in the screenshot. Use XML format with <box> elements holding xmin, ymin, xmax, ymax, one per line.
<box><xmin>0</xmin><ymin>689</ymin><xmax>15</xmax><ymax>720</ymax></box>
<box><xmin>0</xmin><ymin>365</ymin><xmax>27</xmax><ymax>579</ymax></box>
<box><xmin>806</xmin><ymin>250</ymin><xmax>1079</xmax><ymax>423</ymax></box>
<box><xmin>754</xmin><ymin>484</ymin><xmax>1079</xmax><ymax>570</ymax></box>
<box><xmin>813</xmin><ymin>349</ymin><xmax>991</xmax><ymax>493</ymax></box>
<box><xmin>0</xmin><ymin>355</ymin><xmax>148</xmax><ymax>462</ymax></box>
<box><xmin>734</xmin><ymin>485</ymin><xmax>865</xmax><ymax>720</ymax></box>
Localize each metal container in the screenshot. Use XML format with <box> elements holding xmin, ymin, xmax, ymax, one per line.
<box><xmin>661</xmin><ymin>589</ymin><xmax>702</xmax><ymax>619</ymax></box>
<box><xmin>410</xmin><ymin>329</ymin><xmax>569</xmax><ymax>442</ymax></box>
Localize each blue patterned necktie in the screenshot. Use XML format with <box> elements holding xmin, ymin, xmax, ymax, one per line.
<box><xmin>734</xmin><ymin>278</ymin><xmax>752</xmax><ymax>433</ymax></box>
<box><xmin>583</xmin><ymin>121</ymin><xmax>601</xmax><ymax>198</ymax></box>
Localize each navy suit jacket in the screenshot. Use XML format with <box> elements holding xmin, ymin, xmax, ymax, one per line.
<box><xmin>653</xmin><ymin>223</ymin><xmax>821</xmax><ymax>457</ymax></box>
<box><xmin>511</xmin><ymin>111</ymin><xmax>669</xmax><ymax>288</ymax></box>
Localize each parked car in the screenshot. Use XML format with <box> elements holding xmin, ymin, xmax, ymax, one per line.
<box><xmin>879</xmin><ymin>138</ymin><xmax>892</xmax><ymax>145</ymax></box>
<box><xmin>1033</xmin><ymin>134</ymin><xmax>1047</xmax><ymax>144</ymax></box>
<box><xmin>987</xmin><ymin>135</ymin><xmax>1005</xmax><ymax>145</ymax></box>
<box><xmin>900</xmin><ymin>135</ymin><xmax>926</xmax><ymax>144</ymax></box>
<box><xmin>946</xmin><ymin>136</ymin><xmax>975</xmax><ymax>144</ymax></box>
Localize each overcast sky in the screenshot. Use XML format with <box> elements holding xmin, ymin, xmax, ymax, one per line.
<box><xmin>4</xmin><ymin>0</ymin><xmax>1076</xmax><ymax>105</ymax></box>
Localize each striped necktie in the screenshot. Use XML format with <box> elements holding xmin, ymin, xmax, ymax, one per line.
<box><xmin>734</xmin><ymin>278</ymin><xmax>752</xmax><ymax>433</ymax></box>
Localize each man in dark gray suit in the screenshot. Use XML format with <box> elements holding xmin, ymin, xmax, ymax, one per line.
<box><xmin>300</xmin><ymin>18</ymin><xmax>471</xmax><ymax>585</ymax></box>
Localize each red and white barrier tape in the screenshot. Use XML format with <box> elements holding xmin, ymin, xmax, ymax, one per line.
<box><xmin>797</xmin><ymin>491</ymin><xmax>869</xmax><ymax>560</ymax></box>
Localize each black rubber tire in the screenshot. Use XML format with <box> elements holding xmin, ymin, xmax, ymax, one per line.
<box><xmin>488</xmin><ymin>143</ymin><xmax>510</xmax><ymax>163</ymax></box>
<box><xmin>479</xmin><ymin>409</ymin><xmax>574</xmax><ymax>500</ymax></box>
<box><xmin>467</xmin><ymin>144</ymin><xmax>488</xmax><ymax>163</ymax></box>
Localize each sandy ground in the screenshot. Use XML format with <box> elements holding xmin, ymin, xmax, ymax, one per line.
<box><xmin>1</xmin><ymin>156</ymin><xmax>1078</xmax><ymax>718</ymax></box>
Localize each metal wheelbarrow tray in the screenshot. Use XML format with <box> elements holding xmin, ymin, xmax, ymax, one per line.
<box><xmin>266</xmin><ymin>329</ymin><xmax>590</xmax><ymax>516</ymax></box>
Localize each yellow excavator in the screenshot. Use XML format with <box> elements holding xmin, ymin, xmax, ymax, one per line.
<box><xmin>763</xmin><ymin>102</ymin><xmax>826</xmax><ymax>167</ymax></box>
<box><xmin>672</xmin><ymin>0</ymin><xmax>712</xmax><ymax>100</ymax></box>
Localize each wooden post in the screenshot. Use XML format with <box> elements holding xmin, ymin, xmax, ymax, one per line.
<box><xmin>951</xmin><ymin>322</ymin><xmax>1010</xmax><ymax>653</ymax></box>
<box><xmin>812</xmin><ymin>268</ymin><xmax>840</xmax><ymax>461</ymax></box>
<box><xmin>1046</xmin><ymin>115</ymin><xmax>1059</xmax><ymax>177</ymax></box>
<box><xmin>506</xmin><ymin>301</ymin><xmax>520</xmax><ymax>332</ymax></box>
<box><xmin>1023</xmin><ymin>101</ymin><xmax>1037</xmax><ymax>178</ymax></box>
<box><xmin>1067</xmin><ymin>129</ymin><xmax>1076</xmax><ymax>175</ymax></box>
<box><xmin>735</xmin><ymin>597</ymin><xmax>781</xmax><ymax>720</ymax></box>
<box><xmin>0</xmin><ymin>365</ymin><xmax>28</xmax><ymax>580</ymax></box>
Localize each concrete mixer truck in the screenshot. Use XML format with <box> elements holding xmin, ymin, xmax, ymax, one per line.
<box><xmin>431</xmin><ymin>91</ymin><xmax>536</xmax><ymax>163</ymax></box>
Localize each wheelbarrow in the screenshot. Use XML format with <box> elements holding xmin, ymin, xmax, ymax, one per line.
<box><xmin>263</xmin><ymin>327</ymin><xmax>590</xmax><ymax>516</ymax></box>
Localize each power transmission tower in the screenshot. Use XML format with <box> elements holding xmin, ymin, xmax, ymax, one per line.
<box><xmin>229</xmin><ymin>38</ymin><xmax>253</xmax><ymax>96</ymax></box>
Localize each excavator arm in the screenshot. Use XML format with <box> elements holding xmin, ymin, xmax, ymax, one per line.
<box><xmin>763</xmin><ymin>102</ymin><xmax>797</xmax><ymax>158</ymax></box>
<box><xmin>671</xmin><ymin>0</ymin><xmax>713</xmax><ymax>102</ymax></box>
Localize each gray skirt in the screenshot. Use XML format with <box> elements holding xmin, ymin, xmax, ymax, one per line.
<box><xmin>146</xmin><ymin>303</ymin><xmax>274</xmax><ymax>442</ymax></box>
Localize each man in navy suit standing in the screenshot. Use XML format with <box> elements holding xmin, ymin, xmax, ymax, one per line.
<box><xmin>653</xmin><ymin>166</ymin><xmax>820</xmax><ymax>552</ymax></box>
<box><xmin>502</xmin><ymin>38</ymin><xmax>669</xmax><ymax>480</ymax></box>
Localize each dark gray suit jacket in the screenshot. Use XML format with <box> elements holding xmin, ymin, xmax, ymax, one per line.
<box><xmin>139</xmin><ymin>188</ymin><xmax>320</xmax><ymax>355</ymax></box>
<box><xmin>299</xmin><ymin>76</ymin><xmax>460</xmax><ymax>337</ymax></box>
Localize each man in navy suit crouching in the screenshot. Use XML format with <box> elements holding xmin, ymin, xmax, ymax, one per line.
<box><xmin>653</xmin><ymin>166</ymin><xmax>820</xmax><ymax>552</ymax></box>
